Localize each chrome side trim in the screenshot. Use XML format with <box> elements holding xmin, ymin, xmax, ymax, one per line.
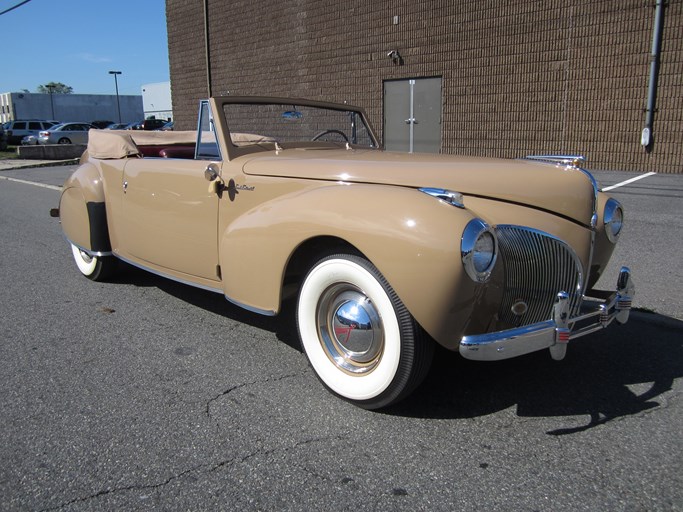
<box><xmin>92</xmin><ymin>252</ymin><xmax>277</xmax><ymax>316</ymax></box>
<box><xmin>460</xmin><ymin>267</ymin><xmax>634</xmax><ymax>361</ymax></box>
<box><xmin>224</xmin><ymin>295</ymin><xmax>277</xmax><ymax>316</ymax></box>
<box><xmin>66</xmin><ymin>238</ymin><xmax>113</xmax><ymax>258</ymax></box>
<box><xmin>115</xmin><ymin>254</ymin><xmax>224</xmax><ymax>295</ymax></box>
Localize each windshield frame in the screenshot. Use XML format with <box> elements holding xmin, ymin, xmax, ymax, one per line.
<box><xmin>209</xmin><ymin>96</ymin><xmax>380</xmax><ymax>161</ymax></box>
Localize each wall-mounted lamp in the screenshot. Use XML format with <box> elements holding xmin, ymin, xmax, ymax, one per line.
<box><xmin>387</xmin><ymin>49</ymin><xmax>404</xmax><ymax>66</ymax></box>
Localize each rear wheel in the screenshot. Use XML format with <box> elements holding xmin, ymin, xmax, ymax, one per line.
<box><xmin>70</xmin><ymin>244</ymin><xmax>117</xmax><ymax>281</ymax></box>
<box><xmin>297</xmin><ymin>254</ymin><xmax>433</xmax><ymax>409</ymax></box>
<box><xmin>58</xmin><ymin>137</ymin><xmax>71</xmax><ymax>144</ymax></box>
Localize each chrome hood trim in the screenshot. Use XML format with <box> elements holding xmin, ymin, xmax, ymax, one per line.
<box><xmin>243</xmin><ymin>149</ymin><xmax>598</xmax><ymax>226</ymax></box>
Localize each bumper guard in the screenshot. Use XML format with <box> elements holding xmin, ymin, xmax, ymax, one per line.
<box><xmin>460</xmin><ymin>267</ymin><xmax>634</xmax><ymax>361</ymax></box>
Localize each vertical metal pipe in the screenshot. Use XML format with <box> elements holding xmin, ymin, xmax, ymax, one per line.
<box><xmin>642</xmin><ymin>0</ymin><xmax>666</xmax><ymax>151</ymax></box>
<box><xmin>204</xmin><ymin>0</ymin><xmax>212</xmax><ymax>98</ymax></box>
<box><xmin>409</xmin><ymin>79</ymin><xmax>415</xmax><ymax>153</ymax></box>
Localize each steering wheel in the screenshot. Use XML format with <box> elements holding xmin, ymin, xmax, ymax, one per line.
<box><xmin>312</xmin><ymin>129</ymin><xmax>349</xmax><ymax>143</ymax></box>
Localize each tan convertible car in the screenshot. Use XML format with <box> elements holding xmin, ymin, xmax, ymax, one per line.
<box><xmin>53</xmin><ymin>97</ymin><xmax>634</xmax><ymax>409</ymax></box>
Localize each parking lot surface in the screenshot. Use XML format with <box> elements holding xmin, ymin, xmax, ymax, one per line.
<box><xmin>0</xmin><ymin>166</ymin><xmax>681</xmax><ymax>511</ymax></box>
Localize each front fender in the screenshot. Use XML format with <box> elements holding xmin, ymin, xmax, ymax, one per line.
<box><xmin>59</xmin><ymin>162</ymin><xmax>111</xmax><ymax>253</ymax></box>
<box><xmin>220</xmin><ymin>183</ymin><xmax>482</xmax><ymax>347</ymax></box>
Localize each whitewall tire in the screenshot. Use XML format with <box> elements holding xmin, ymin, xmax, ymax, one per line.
<box><xmin>297</xmin><ymin>254</ymin><xmax>433</xmax><ymax>409</ymax></box>
<box><xmin>70</xmin><ymin>244</ymin><xmax>116</xmax><ymax>281</ymax></box>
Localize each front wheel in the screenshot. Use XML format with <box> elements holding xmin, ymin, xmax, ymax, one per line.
<box><xmin>70</xmin><ymin>244</ymin><xmax>117</xmax><ymax>281</ymax></box>
<box><xmin>297</xmin><ymin>254</ymin><xmax>433</xmax><ymax>409</ymax></box>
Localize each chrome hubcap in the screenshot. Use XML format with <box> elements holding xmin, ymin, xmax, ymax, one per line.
<box><xmin>317</xmin><ymin>284</ymin><xmax>384</xmax><ymax>374</ymax></box>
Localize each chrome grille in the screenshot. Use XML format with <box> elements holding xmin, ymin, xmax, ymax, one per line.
<box><xmin>495</xmin><ymin>225</ymin><xmax>583</xmax><ymax>327</ymax></box>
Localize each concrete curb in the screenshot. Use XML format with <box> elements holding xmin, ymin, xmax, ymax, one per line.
<box><xmin>16</xmin><ymin>144</ymin><xmax>86</xmax><ymax>160</ymax></box>
<box><xmin>0</xmin><ymin>159</ymin><xmax>79</xmax><ymax>171</ymax></box>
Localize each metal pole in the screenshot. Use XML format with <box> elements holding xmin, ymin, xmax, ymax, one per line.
<box><xmin>409</xmin><ymin>79</ymin><xmax>415</xmax><ymax>153</ymax></box>
<box><xmin>46</xmin><ymin>84</ymin><xmax>55</xmax><ymax>119</ymax></box>
<box><xmin>642</xmin><ymin>0</ymin><xmax>666</xmax><ymax>151</ymax></box>
<box><xmin>204</xmin><ymin>0</ymin><xmax>212</xmax><ymax>97</ymax></box>
<box><xmin>109</xmin><ymin>71</ymin><xmax>122</xmax><ymax>124</ymax></box>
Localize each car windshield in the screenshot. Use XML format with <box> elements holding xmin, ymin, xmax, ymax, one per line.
<box><xmin>222</xmin><ymin>102</ymin><xmax>377</xmax><ymax>149</ymax></box>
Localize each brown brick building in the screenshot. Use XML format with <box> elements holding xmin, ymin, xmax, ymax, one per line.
<box><xmin>166</xmin><ymin>0</ymin><xmax>681</xmax><ymax>173</ymax></box>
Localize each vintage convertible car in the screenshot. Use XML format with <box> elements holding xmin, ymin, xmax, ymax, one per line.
<box><xmin>52</xmin><ymin>97</ymin><xmax>634</xmax><ymax>409</ymax></box>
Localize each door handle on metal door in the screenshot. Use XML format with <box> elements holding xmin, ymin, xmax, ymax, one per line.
<box><xmin>405</xmin><ymin>118</ymin><xmax>419</xmax><ymax>125</ymax></box>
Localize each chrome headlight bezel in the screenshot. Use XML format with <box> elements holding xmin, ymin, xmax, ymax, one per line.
<box><xmin>604</xmin><ymin>198</ymin><xmax>624</xmax><ymax>244</ymax></box>
<box><xmin>462</xmin><ymin>218</ymin><xmax>498</xmax><ymax>283</ymax></box>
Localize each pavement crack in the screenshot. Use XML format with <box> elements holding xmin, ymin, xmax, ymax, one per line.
<box><xmin>204</xmin><ymin>371</ymin><xmax>305</xmax><ymax>418</ymax></box>
<box><xmin>37</xmin><ymin>464</ymin><xmax>206</xmax><ymax>512</ymax></box>
<box><xmin>209</xmin><ymin>432</ymin><xmax>350</xmax><ymax>476</ymax></box>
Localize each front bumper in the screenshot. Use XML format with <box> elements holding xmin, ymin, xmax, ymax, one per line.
<box><xmin>459</xmin><ymin>267</ymin><xmax>634</xmax><ymax>361</ymax></box>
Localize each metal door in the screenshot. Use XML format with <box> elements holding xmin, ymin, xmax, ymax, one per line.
<box><xmin>384</xmin><ymin>77</ymin><xmax>442</xmax><ymax>153</ymax></box>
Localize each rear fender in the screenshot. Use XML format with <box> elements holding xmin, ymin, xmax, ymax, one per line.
<box><xmin>59</xmin><ymin>162</ymin><xmax>111</xmax><ymax>254</ymax></box>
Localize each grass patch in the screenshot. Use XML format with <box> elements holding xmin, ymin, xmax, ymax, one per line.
<box><xmin>0</xmin><ymin>146</ymin><xmax>19</xmax><ymax>159</ymax></box>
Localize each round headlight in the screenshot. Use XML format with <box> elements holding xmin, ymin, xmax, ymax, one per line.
<box><xmin>604</xmin><ymin>198</ymin><xmax>623</xmax><ymax>243</ymax></box>
<box><xmin>462</xmin><ymin>219</ymin><xmax>498</xmax><ymax>282</ymax></box>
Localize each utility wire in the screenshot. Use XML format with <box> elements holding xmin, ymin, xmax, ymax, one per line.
<box><xmin>0</xmin><ymin>0</ymin><xmax>32</xmax><ymax>16</ymax></box>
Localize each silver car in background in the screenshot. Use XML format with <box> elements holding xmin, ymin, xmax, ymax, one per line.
<box><xmin>38</xmin><ymin>123</ymin><xmax>94</xmax><ymax>145</ymax></box>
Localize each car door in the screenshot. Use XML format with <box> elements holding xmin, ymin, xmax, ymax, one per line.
<box><xmin>73</xmin><ymin>124</ymin><xmax>90</xmax><ymax>144</ymax></box>
<box><xmin>118</xmin><ymin>156</ymin><xmax>221</xmax><ymax>283</ymax></box>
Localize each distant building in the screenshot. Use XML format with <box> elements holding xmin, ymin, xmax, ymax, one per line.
<box><xmin>0</xmin><ymin>92</ymin><xmax>143</xmax><ymax>125</ymax></box>
<box><xmin>141</xmin><ymin>82</ymin><xmax>172</xmax><ymax>121</ymax></box>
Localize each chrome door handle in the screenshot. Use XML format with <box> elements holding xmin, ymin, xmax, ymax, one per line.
<box><xmin>204</xmin><ymin>163</ymin><xmax>219</xmax><ymax>182</ymax></box>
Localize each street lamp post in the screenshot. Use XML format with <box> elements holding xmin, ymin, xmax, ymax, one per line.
<box><xmin>108</xmin><ymin>71</ymin><xmax>122</xmax><ymax>123</ymax></box>
<box><xmin>46</xmin><ymin>84</ymin><xmax>55</xmax><ymax>119</ymax></box>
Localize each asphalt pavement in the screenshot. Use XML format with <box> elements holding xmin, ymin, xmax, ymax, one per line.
<box><xmin>0</xmin><ymin>163</ymin><xmax>681</xmax><ymax>511</ymax></box>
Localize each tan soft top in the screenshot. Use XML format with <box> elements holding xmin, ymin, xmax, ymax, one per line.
<box><xmin>87</xmin><ymin>130</ymin><xmax>141</xmax><ymax>159</ymax></box>
<box><xmin>87</xmin><ymin>129</ymin><xmax>279</xmax><ymax>159</ymax></box>
<box><xmin>87</xmin><ymin>129</ymin><xmax>198</xmax><ymax>159</ymax></box>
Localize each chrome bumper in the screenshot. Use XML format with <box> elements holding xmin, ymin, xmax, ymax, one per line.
<box><xmin>459</xmin><ymin>267</ymin><xmax>634</xmax><ymax>361</ymax></box>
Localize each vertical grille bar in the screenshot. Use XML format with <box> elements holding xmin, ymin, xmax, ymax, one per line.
<box><xmin>495</xmin><ymin>225</ymin><xmax>583</xmax><ymax>327</ymax></box>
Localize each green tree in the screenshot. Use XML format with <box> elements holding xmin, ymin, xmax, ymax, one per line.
<box><xmin>37</xmin><ymin>82</ymin><xmax>73</xmax><ymax>94</ymax></box>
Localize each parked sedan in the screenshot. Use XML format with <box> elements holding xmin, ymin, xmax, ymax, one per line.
<box><xmin>38</xmin><ymin>123</ymin><xmax>94</xmax><ymax>145</ymax></box>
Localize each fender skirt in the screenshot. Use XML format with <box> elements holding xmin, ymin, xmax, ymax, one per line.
<box><xmin>86</xmin><ymin>202</ymin><xmax>112</xmax><ymax>253</ymax></box>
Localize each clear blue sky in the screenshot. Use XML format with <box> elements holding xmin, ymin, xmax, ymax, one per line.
<box><xmin>1</xmin><ymin>0</ymin><xmax>169</xmax><ymax>96</ymax></box>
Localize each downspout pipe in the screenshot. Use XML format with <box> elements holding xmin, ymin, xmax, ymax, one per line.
<box><xmin>641</xmin><ymin>0</ymin><xmax>666</xmax><ymax>152</ymax></box>
<box><xmin>204</xmin><ymin>0</ymin><xmax>212</xmax><ymax>98</ymax></box>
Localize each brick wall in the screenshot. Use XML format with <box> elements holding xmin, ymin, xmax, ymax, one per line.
<box><xmin>166</xmin><ymin>0</ymin><xmax>682</xmax><ymax>173</ymax></box>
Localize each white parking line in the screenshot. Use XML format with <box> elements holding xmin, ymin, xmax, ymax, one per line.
<box><xmin>601</xmin><ymin>172</ymin><xmax>657</xmax><ymax>192</ymax></box>
<box><xmin>0</xmin><ymin>175</ymin><xmax>61</xmax><ymax>191</ymax></box>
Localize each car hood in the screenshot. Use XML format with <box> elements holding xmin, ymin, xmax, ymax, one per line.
<box><xmin>242</xmin><ymin>149</ymin><xmax>596</xmax><ymax>225</ymax></box>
